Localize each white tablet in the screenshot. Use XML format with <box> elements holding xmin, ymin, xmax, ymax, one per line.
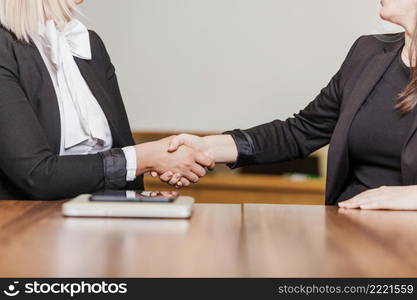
<box><xmin>62</xmin><ymin>194</ymin><xmax>194</xmax><ymax>219</ymax></box>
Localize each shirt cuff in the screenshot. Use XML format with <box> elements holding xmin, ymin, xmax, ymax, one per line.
<box><xmin>222</xmin><ymin>129</ymin><xmax>256</xmax><ymax>169</ymax></box>
<box><xmin>99</xmin><ymin>148</ymin><xmax>128</xmax><ymax>189</ymax></box>
<box><xmin>122</xmin><ymin>146</ymin><xmax>137</xmax><ymax>182</ymax></box>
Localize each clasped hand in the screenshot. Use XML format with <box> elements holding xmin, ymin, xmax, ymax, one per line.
<box><xmin>139</xmin><ymin>134</ymin><xmax>214</xmax><ymax>188</ymax></box>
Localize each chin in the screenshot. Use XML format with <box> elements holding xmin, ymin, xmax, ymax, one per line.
<box><xmin>380</xmin><ymin>8</ymin><xmax>395</xmax><ymax>23</ymax></box>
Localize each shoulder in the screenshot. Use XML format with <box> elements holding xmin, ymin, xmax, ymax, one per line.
<box><xmin>338</xmin><ymin>32</ymin><xmax>404</xmax><ymax>76</ymax></box>
<box><xmin>88</xmin><ymin>30</ymin><xmax>104</xmax><ymax>46</ymax></box>
<box><xmin>0</xmin><ymin>25</ymin><xmax>19</xmax><ymax>51</ymax></box>
<box><xmin>348</xmin><ymin>32</ymin><xmax>404</xmax><ymax>59</ymax></box>
<box><xmin>358</xmin><ymin>32</ymin><xmax>403</xmax><ymax>48</ymax></box>
<box><xmin>87</xmin><ymin>29</ymin><xmax>112</xmax><ymax>62</ymax></box>
<box><xmin>0</xmin><ymin>25</ymin><xmax>24</xmax><ymax>77</ymax></box>
<box><xmin>88</xmin><ymin>30</ymin><xmax>108</xmax><ymax>54</ymax></box>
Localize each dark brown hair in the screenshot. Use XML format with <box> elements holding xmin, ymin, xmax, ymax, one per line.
<box><xmin>397</xmin><ymin>29</ymin><xmax>417</xmax><ymax>113</ymax></box>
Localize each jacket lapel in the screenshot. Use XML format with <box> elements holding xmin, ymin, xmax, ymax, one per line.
<box><xmin>326</xmin><ymin>40</ymin><xmax>404</xmax><ymax>204</ymax></box>
<box><xmin>31</xmin><ymin>44</ymin><xmax>62</xmax><ymax>153</ymax></box>
<box><xmin>74</xmin><ymin>58</ymin><xmax>125</xmax><ymax>147</ymax></box>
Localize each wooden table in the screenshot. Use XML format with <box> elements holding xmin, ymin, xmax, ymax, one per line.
<box><xmin>145</xmin><ymin>174</ymin><xmax>325</xmax><ymax>205</ymax></box>
<box><xmin>1</xmin><ymin>201</ymin><xmax>417</xmax><ymax>277</ymax></box>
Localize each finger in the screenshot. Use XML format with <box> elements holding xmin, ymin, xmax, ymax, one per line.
<box><xmin>339</xmin><ymin>191</ymin><xmax>370</xmax><ymax>206</ymax></box>
<box><xmin>183</xmin><ymin>171</ymin><xmax>200</xmax><ymax>183</ymax></box>
<box><xmin>195</xmin><ymin>152</ymin><xmax>214</xmax><ymax>168</ymax></box>
<box><xmin>202</xmin><ymin>150</ymin><xmax>216</xmax><ymax>170</ymax></box>
<box><xmin>339</xmin><ymin>197</ymin><xmax>367</xmax><ymax>209</ymax></box>
<box><xmin>340</xmin><ymin>196</ymin><xmax>380</xmax><ymax>209</ymax></box>
<box><xmin>338</xmin><ymin>189</ymin><xmax>378</xmax><ymax>208</ymax></box>
<box><xmin>338</xmin><ymin>198</ymin><xmax>361</xmax><ymax>208</ymax></box>
<box><xmin>168</xmin><ymin>135</ymin><xmax>185</xmax><ymax>152</ymax></box>
<box><xmin>360</xmin><ymin>202</ymin><xmax>382</xmax><ymax>210</ymax></box>
<box><xmin>359</xmin><ymin>197</ymin><xmax>394</xmax><ymax>210</ymax></box>
<box><xmin>151</xmin><ymin>171</ymin><xmax>158</xmax><ymax>177</ymax></box>
<box><xmin>169</xmin><ymin>173</ymin><xmax>182</xmax><ymax>185</ymax></box>
<box><xmin>191</xmin><ymin>164</ymin><xmax>206</xmax><ymax>177</ymax></box>
<box><xmin>207</xmin><ymin>161</ymin><xmax>216</xmax><ymax>170</ymax></box>
<box><xmin>349</xmin><ymin>193</ymin><xmax>382</xmax><ymax>207</ymax></box>
<box><xmin>160</xmin><ymin>171</ymin><xmax>173</xmax><ymax>182</ymax></box>
<box><xmin>338</xmin><ymin>196</ymin><xmax>358</xmax><ymax>208</ymax></box>
<box><xmin>180</xmin><ymin>177</ymin><xmax>191</xmax><ymax>187</ymax></box>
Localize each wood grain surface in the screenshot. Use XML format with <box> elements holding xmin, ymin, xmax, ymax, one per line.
<box><xmin>0</xmin><ymin>200</ymin><xmax>416</xmax><ymax>277</ymax></box>
<box><xmin>145</xmin><ymin>174</ymin><xmax>325</xmax><ymax>205</ymax></box>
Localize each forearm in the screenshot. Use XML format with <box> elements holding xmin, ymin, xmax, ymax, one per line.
<box><xmin>202</xmin><ymin>135</ymin><xmax>238</xmax><ymax>164</ymax></box>
<box><xmin>5</xmin><ymin>152</ymin><xmax>113</xmax><ymax>200</ymax></box>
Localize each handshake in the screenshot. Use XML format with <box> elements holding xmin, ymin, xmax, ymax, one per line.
<box><xmin>134</xmin><ymin>134</ymin><xmax>222</xmax><ymax>188</ymax></box>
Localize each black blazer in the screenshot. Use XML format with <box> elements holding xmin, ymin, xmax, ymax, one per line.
<box><xmin>0</xmin><ymin>26</ymin><xmax>143</xmax><ymax>200</ymax></box>
<box><xmin>226</xmin><ymin>33</ymin><xmax>412</xmax><ymax>205</ymax></box>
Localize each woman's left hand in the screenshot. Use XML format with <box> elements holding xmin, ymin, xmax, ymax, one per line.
<box><xmin>338</xmin><ymin>185</ymin><xmax>417</xmax><ymax>210</ymax></box>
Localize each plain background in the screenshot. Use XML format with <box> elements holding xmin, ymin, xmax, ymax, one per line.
<box><xmin>80</xmin><ymin>0</ymin><xmax>398</xmax><ymax>132</ymax></box>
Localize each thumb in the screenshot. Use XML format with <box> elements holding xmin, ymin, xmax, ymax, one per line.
<box><xmin>168</xmin><ymin>136</ymin><xmax>183</xmax><ymax>152</ymax></box>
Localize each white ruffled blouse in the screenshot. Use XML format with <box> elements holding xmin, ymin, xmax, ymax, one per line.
<box><xmin>31</xmin><ymin>19</ymin><xmax>136</xmax><ymax>181</ymax></box>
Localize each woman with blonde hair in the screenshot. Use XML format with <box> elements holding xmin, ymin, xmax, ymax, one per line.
<box><xmin>0</xmin><ymin>0</ymin><xmax>213</xmax><ymax>200</ymax></box>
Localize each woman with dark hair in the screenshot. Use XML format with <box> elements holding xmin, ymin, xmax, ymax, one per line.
<box><xmin>158</xmin><ymin>0</ymin><xmax>417</xmax><ymax>210</ymax></box>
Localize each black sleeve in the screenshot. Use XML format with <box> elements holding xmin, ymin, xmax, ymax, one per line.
<box><xmin>224</xmin><ymin>36</ymin><xmax>363</xmax><ymax>169</ymax></box>
<box><xmin>0</xmin><ymin>41</ymin><xmax>127</xmax><ymax>200</ymax></box>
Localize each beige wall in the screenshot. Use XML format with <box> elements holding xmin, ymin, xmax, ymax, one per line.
<box><xmin>80</xmin><ymin>0</ymin><xmax>398</xmax><ymax>133</ymax></box>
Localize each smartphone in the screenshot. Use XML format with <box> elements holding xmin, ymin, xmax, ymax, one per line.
<box><xmin>89</xmin><ymin>190</ymin><xmax>179</xmax><ymax>203</ymax></box>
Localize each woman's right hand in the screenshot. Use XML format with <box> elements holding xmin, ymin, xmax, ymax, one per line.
<box><xmin>149</xmin><ymin>134</ymin><xmax>213</xmax><ymax>187</ymax></box>
<box><xmin>152</xmin><ymin>134</ymin><xmax>238</xmax><ymax>187</ymax></box>
<box><xmin>134</xmin><ymin>136</ymin><xmax>214</xmax><ymax>184</ymax></box>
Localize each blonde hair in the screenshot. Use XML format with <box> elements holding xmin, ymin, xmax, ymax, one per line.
<box><xmin>0</xmin><ymin>0</ymin><xmax>77</xmax><ymax>42</ymax></box>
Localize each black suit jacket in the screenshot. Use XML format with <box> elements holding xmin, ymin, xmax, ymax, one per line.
<box><xmin>226</xmin><ymin>33</ymin><xmax>412</xmax><ymax>205</ymax></box>
<box><xmin>0</xmin><ymin>26</ymin><xmax>143</xmax><ymax>200</ymax></box>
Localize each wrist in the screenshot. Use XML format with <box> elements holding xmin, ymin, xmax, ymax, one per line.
<box><xmin>200</xmin><ymin>137</ymin><xmax>215</xmax><ymax>162</ymax></box>
<box><xmin>134</xmin><ymin>142</ymin><xmax>156</xmax><ymax>175</ymax></box>
<box><xmin>202</xmin><ymin>135</ymin><xmax>238</xmax><ymax>164</ymax></box>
